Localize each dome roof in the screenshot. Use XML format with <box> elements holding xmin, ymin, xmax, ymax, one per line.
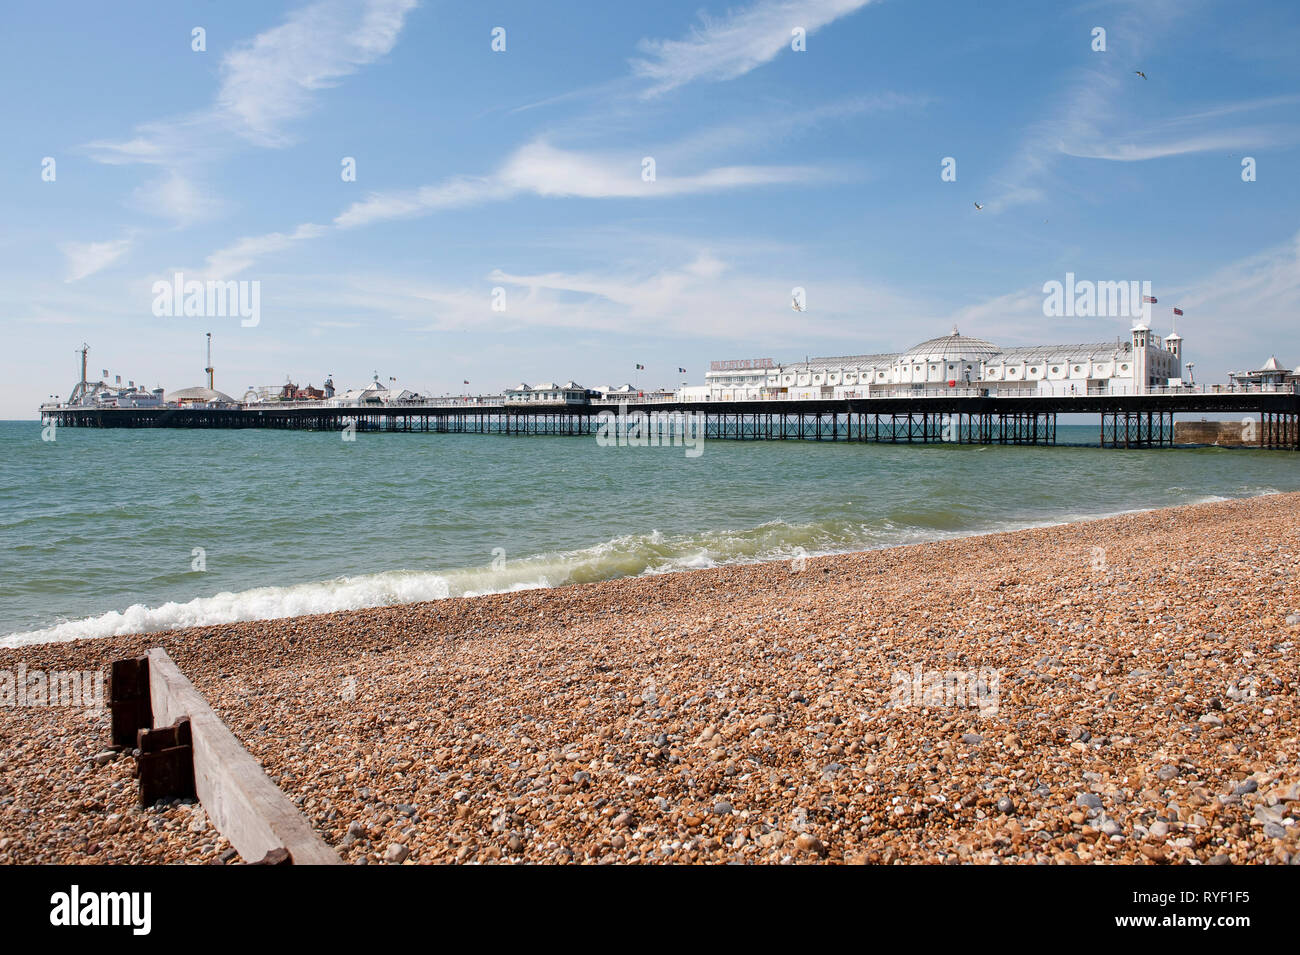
<box><xmin>901</xmin><ymin>326</ymin><xmax>999</xmax><ymax>363</ymax></box>
<box><xmin>165</xmin><ymin>386</ymin><xmax>237</xmax><ymax>404</ymax></box>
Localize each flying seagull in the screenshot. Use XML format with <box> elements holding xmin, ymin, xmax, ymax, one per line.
<box><xmin>791</xmin><ymin>295</ymin><xmax>804</xmax><ymax>312</ymax></box>
<box><xmin>1135</xmin><ymin>70</ymin><xmax>1147</xmax><ymax>79</ymax></box>
<box><xmin>973</xmin><ymin>202</ymin><xmax>983</xmax><ymax>210</ymax></box>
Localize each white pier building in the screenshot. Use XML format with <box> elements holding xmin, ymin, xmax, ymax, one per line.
<box><xmin>704</xmin><ymin>325</ymin><xmax>1184</xmax><ymax>401</ymax></box>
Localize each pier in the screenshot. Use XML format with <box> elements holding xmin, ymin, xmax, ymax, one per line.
<box><xmin>39</xmin><ymin>392</ymin><xmax>1300</xmax><ymax>449</ymax></box>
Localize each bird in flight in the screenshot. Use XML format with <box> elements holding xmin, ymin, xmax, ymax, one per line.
<box><xmin>1135</xmin><ymin>70</ymin><xmax>1147</xmax><ymax>79</ymax></box>
<box><xmin>791</xmin><ymin>295</ymin><xmax>804</xmax><ymax>312</ymax></box>
<box><xmin>973</xmin><ymin>202</ymin><xmax>984</xmax><ymax>211</ymax></box>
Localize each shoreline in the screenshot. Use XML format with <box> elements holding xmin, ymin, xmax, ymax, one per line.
<box><xmin>0</xmin><ymin>488</ymin><xmax>1263</xmax><ymax>648</ymax></box>
<box><xmin>2</xmin><ymin>493</ymin><xmax>1298</xmax><ymax>864</ymax></box>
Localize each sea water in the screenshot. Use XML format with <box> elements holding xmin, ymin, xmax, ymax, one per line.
<box><xmin>1</xmin><ymin>419</ymin><xmax>1294</xmax><ymax>644</ymax></box>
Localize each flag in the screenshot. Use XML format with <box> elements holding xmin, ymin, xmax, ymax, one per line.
<box><xmin>677</xmin><ymin>367</ymin><xmax>686</xmax><ymax>373</ymax></box>
<box><xmin>635</xmin><ymin>363</ymin><xmax>645</xmax><ymax>370</ymax></box>
<box><xmin>1143</xmin><ymin>295</ymin><xmax>1157</xmax><ymax>304</ymax></box>
<box><xmin>1172</xmin><ymin>307</ymin><xmax>1183</xmax><ymax>316</ymax></box>
<box><xmin>463</xmin><ymin>380</ymin><xmax>470</xmax><ymax>385</ymax></box>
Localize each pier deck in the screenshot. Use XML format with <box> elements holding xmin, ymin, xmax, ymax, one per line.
<box><xmin>39</xmin><ymin>393</ymin><xmax>1300</xmax><ymax>449</ymax></box>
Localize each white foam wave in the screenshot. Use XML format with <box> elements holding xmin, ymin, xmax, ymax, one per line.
<box><xmin>2</xmin><ymin>489</ymin><xmax>1277</xmax><ymax>647</ymax></box>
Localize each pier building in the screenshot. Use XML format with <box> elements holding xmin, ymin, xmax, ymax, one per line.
<box><xmin>704</xmin><ymin>325</ymin><xmax>1184</xmax><ymax>401</ymax></box>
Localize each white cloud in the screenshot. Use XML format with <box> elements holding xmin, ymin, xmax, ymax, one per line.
<box><xmin>630</xmin><ymin>0</ymin><xmax>877</xmax><ymax>95</ymax></box>
<box><xmin>1168</xmin><ymin>228</ymin><xmax>1300</xmax><ymax>371</ymax></box>
<box><xmin>987</xmin><ymin>75</ymin><xmax>1300</xmax><ymax>211</ymax></box>
<box><xmin>502</xmin><ymin>140</ymin><xmax>816</xmax><ymax>197</ymax></box>
<box><xmin>333</xmin><ymin>176</ymin><xmax>512</xmax><ymax>229</ymax></box>
<box><xmin>60</xmin><ymin>238</ymin><xmax>133</xmax><ymax>282</ymax></box>
<box><xmin>366</xmin><ymin>252</ymin><xmax>932</xmax><ymax>342</ymax></box>
<box><xmin>200</xmin><ymin>223</ymin><xmax>328</xmax><ymax>280</ymax></box>
<box><xmin>1061</xmin><ymin>128</ymin><xmax>1294</xmax><ymax>162</ymax></box>
<box><xmin>1048</xmin><ymin>77</ymin><xmax>1300</xmax><ymax>165</ymax></box>
<box><xmin>130</xmin><ymin>172</ymin><xmax>225</xmax><ymax>227</ymax></box>
<box><xmin>83</xmin><ymin>0</ymin><xmax>418</xmax><ymax>224</ymax></box>
<box><xmin>216</xmin><ymin>0</ymin><xmax>418</xmax><ymax>147</ymax></box>
<box><xmin>335</xmin><ymin>139</ymin><xmax>822</xmax><ymax>228</ymax></box>
<box><xmin>985</xmin><ymin>3</ymin><xmax>1299</xmax><ymax>212</ymax></box>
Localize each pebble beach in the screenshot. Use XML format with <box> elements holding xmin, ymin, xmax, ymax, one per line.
<box><xmin>2</xmin><ymin>492</ymin><xmax>1298</xmax><ymax>865</ymax></box>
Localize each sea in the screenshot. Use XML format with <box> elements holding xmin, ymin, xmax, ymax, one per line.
<box><xmin>2</xmin><ymin>419</ymin><xmax>1295</xmax><ymax>646</ymax></box>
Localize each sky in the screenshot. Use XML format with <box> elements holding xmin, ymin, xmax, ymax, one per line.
<box><xmin>2</xmin><ymin>0</ymin><xmax>1299</xmax><ymax>416</ymax></box>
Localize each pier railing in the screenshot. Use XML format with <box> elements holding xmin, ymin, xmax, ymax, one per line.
<box><xmin>40</xmin><ymin>381</ymin><xmax>1297</xmax><ymax>415</ymax></box>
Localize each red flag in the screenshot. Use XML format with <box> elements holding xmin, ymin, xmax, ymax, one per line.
<box><xmin>1143</xmin><ymin>295</ymin><xmax>1157</xmax><ymax>304</ymax></box>
<box><xmin>1172</xmin><ymin>307</ymin><xmax>1183</xmax><ymax>316</ymax></box>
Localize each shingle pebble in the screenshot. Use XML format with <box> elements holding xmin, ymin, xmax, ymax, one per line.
<box><xmin>3</xmin><ymin>493</ymin><xmax>1299</xmax><ymax>865</ymax></box>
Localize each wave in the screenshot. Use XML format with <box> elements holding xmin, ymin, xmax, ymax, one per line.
<box><xmin>0</xmin><ymin>490</ymin><xmax>1271</xmax><ymax>647</ymax></box>
<box><xmin>0</xmin><ymin>517</ymin><xmax>951</xmax><ymax>646</ymax></box>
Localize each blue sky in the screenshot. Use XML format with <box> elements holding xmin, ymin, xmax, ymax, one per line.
<box><xmin>3</xmin><ymin>0</ymin><xmax>1299</xmax><ymax>416</ymax></box>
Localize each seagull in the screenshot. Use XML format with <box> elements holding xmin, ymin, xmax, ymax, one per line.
<box><xmin>1135</xmin><ymin>70</ymin><xmax>1147</xmax><ymax>79</ymax></box>
<box><xmin>791</xmin><ymin>295</ymin><xmax>804</xmax><ymax>312</ymax></box>
<box><xmin>973</xmin><ymin>202</ymin><xmax>983</xmax><ymax>210</ymax></box>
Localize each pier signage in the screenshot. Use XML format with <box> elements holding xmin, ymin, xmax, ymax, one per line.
<box><xmin>711</xmin><ymin>359</ymin><xmax>775</xmax><ymax>371</ymax></box>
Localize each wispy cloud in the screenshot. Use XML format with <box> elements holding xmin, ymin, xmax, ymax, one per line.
<box><xmin>1169</xmin><ymin>228</ymin><xmax>1300</xmax><ymax>368</ymax></box>
<box><xmin>200</xmin><ymin>223</ymin><xmax>328</xmax><ymax>280</ymax></box>
<box><xmin>335</xmin><ymin>92</ymin><xmax>904</xmax><ymax>231</ymax></box>
<box><xmin>1057</xmin><ymin>92</ymin><xmax>1300</xmax><ymax>162</ymax></box>
<box><xmin>82</xmin><ymin>0</ymin><xmax>418</xmax><ymax>224</ymax></box>
<box><xmin>986</xmin><ymin>2</ymin><xmax>1298</xmax><ymax>210</ymax></box>
<box><xmin>631</xmin><ymin>0</ymin><xmax>877</xmax><ymax>95</ymax></box>
<box><xmin>259</xmin><ymin>243</ymin><xmax>936</xmax><ymax>345</ymax></box>
<box><xmin>334</xmin><ymin>139</ymin><xmax>824</xmax><ymax>229</ymax></box>
<box><xmin>1061</xmin><ymin>126</ymin><xmax>1296</xmax><ymax>162</ymax></box>
<box><xmin>216</xmin><ymin>0</ymin><xmax>418</xmax><ymax>148</ymax></box>
<box><xmin>60</xmin><ymin>238</ymin><xmax>133</xmax><ymax>282</ymax></box>
<box><xmin>986</xmin><ymin>1</ymin><xmax>1185</xmax><ymax>211</ymax></box>
<box><xmin>128</xmin><ymin>172</ymin><xmax>225</xmax><ymax>226</ymax></box>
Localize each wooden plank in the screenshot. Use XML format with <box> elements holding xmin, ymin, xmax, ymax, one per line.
<box><xmin>145</xmin><ymin>648</ymin><xmax>341</xmax><ymax>865</ymax></box>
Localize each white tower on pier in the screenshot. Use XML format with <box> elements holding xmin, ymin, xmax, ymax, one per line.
<box><xmin>1131</xmin><ymin>323</ymin><xmax>1150</xmax><ymax>394</ymax></box>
